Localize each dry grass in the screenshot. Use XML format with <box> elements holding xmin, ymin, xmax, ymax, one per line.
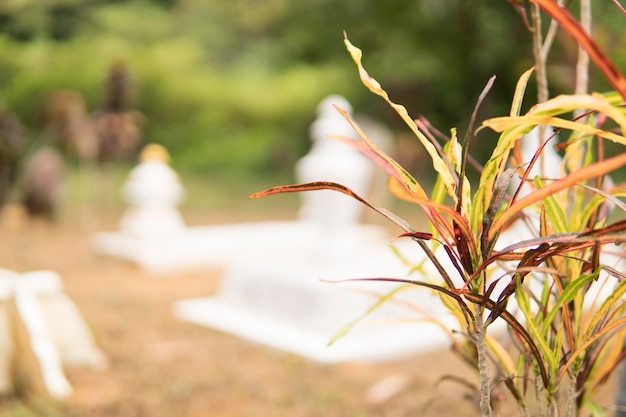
<box><xmin>0</xmin><ymin>171</ymin><xmax>619</xmax><ymax>416</ymax></box>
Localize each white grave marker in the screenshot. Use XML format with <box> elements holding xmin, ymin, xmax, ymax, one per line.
<box><xmin>0</xmin><ymin>269</ymin><xmax>107</xmax><ymax>399</ymax></box>
<box><xmin>173</xmin><ymin>251</ymin><xmax>460</xmax><ymax>363</ymax></box>
<box><xmin>174</xmin><ymin>119</ymin><xmax>624</xmax><ymax>363</ymax></box>
<box><xmin>97</xmin><ymin>96</ymin><xmax>461</xmax><ymax>362</ymax></box>
<box><xmin>119</xmin><ymin>144</ymin><xmax>185</xmax><ymax>237</ymax></box>
<box><xmin>296</xmin><ymin>95</ymin><xmax>372</xmax><ymax>227</ymax></box>
<box><xmin>173</xmin><ymin>95</ymin><xmax>461</xmax><ymax>362</ymax></box>
<box><xmin>93</xmin><ymin>98</ymin><xmax>390</xmax><ymax>273</ymax></box>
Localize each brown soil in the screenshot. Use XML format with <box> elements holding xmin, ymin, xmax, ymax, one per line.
<box><xmin>0</xmin><ymin>204</ymin><xmax>620</xmax><ymax>417</ymax></box>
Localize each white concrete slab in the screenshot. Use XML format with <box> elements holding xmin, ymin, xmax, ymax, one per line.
<box><xmin>0</xmin><ymin>269</ymin><xmax>107</xmax><ymax>398</ymax></box>
<box><xmin>174</xmin><ymin>296</ymin><xmax>456</xmax><ymax>363</ymax></box>
<box><xmin>93</xmin><ymin>221</ymin><xmax>390</xmax><ymax>274</ymax></box>
<box><xmin>173</xmin><ymin>251</ymin><xmax>461</xmax><ymax>364</ymax></box>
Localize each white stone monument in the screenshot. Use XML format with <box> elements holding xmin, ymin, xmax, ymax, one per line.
<box><xmin>0</xmin><ymin>269</ymin><xmax>107</xmax><ymax>399</ymax></box>
<box><xmin>174</xmin><ymin>121</ymin><xmax>624</xmax><ymax>363</ymax></box>
<box><xmin>173</xmin><ymin>247</ymin><xmax>460</xmax><ymax>363</ymax></box>
<box><xmin>93</xmin><ymin>99</ymin><xmax>389</xmax><ymax>273</ymax></box>
<box><xmin>173</xmin><ymin>95</ymin><xmax>461</xmax><ymax>362</ymax></box>
<box><xmin>93</xmin><ymin>144</ymin><xmax>195</xmax><ymax>272</ymax></box>
<box><xmin>295</xmin><ymin>95</ymin><xmax>376</xmax><ymax>262</ymax></box>
<box><xmin>296</xmin><ymin>95</ymin><xmax>371</xmax><ymax>226</ymax></box>
<box><xmin>95</xmin><ymin>96</ymin><xmax>460</xmax><ymax>362</ymax></box>
<box><xmin>119</xmin><ymin>144</ymin><xmax>186</xmax><ymax>237</ymax></box>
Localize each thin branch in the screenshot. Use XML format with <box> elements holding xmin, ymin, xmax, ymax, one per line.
<box><xmin>531</xmin><ymin>3</ymin><xmax>550</xmax><ymax>175</ymax></box>
<box><xmin>531</xmin><ymin>0</ymin><xmax>626</xmax><ymax>101</ymax></box>
<box><xmin>565</xmin><ymin>370</ymin><xmax>580</xmax><ymax>417</ymax></box>
<box><xmin>610</xmin><ymin>0</ymin><xmax>626</xmax><ymax>17</ymax></box>
<box><xmin>532</xmin><ymin>4</ymin><xmax>550</xmax><ymax>106</ymax></box>
<box><xmin>540</xmin><ymin>8</ymin><xmax>561</xmax><ymax>60</ymax></box>
<box><xmin>574</xmin><ymin>0</ymin><xmax>591</xmax><ymax>119</ymax></box>
<box><xmin>475</xmin><ymin>307</ymin><xmax>493</xmax><ymax>417</ymax></box>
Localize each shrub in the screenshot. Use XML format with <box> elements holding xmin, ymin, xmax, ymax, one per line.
<box><xmin>252</xmin><ymin>2</ymin><xmax>626</xmax><ymax>416</ymax></box>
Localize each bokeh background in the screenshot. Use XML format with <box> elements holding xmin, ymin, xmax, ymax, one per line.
<box><xmin>1</xmin><ymin>0</ymin><xmax>624</xmax><ymax>185</ymax></box>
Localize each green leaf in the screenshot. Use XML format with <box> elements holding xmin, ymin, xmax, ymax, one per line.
<box><xmin>510</xmin><ymin>66</ymin><xmax>535</xmax><ymax>117</ymax></box>
<box><xmin>477</xmin><ymin>91</ymin><xmax>626</xmax><ymax>236</ymax></box>
<box><xmin>582</xmin><ymin>279</ymin><xmax>626</xmax><ymax>343</ymax></box>
<box><xmin>486</xmin><ymin>92</ymin><xmax>626</xmax><ymax>138</ymax></box>
<box><xmin>438</xmin><ymin>290</ymin><xmax>467</xmax><ymax>328</ymax></box>
<box><xmin>515</xmin><ymin>275</ymin><xmax>559</xmax><ymax>376</ymax></box>
<box><xmin>534</xmin><ymin>176</ymin><xmax>568</xmax><ymax>234</ymax></box>
<box><xmin>445</xmin><ymin>128</ymin><xmax>462</xmax><ymax>175</ymax></box>
<box><xmin>327</xmin><ymin>284</ymin><xmax>411</xmax><ymax>346</ymax></box>
<box><xmin>578</xmin><ymin>186</ymin><xmax>626</xmax><ymax>222</ymax></box>
<box><xmin>543</xmin><ymin>270</ymin><xmax>600</xmax><ymax>332</ymax></box>
<box><xmin>483</xmin><ymin>115</ymin><xmax>626</xmax><ymax>145</ymax></box>
<box><xmin>561</xmin><ymin>315</ymin><xmax>626</xmax><ymax>382</ymax></box>
<box><xmin>489</xmin><ymin>151</ymin><xmax>626</xmax><ymax>238</ymax></box>
<box><xmin>445</xmin><ymin>129</ymin><xmax>472</xmax><ymax>217</ymax></box>
<box><xmin>582</xmin><ymin>399</ymin><xmax>607</xmax><ymax>417</ymax></box>
<box><xmin>471</xmin><ymin>122</ymin><xmax>534</xmax><ymax>234</ymax></box>
<box><xmin>486</xmin><ymin>334</ymin><xmax>517</xmax><ymax>377</ymax></box>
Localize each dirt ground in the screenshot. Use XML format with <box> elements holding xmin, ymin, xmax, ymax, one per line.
<box><xmin>0</xmin><ymin>202</ymin><xmax>620</xmax><ymax>417</ymax></box>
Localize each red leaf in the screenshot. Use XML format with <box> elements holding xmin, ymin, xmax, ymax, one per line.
<box><xmin>250</xmin><ymin>181</ymin><xmax>415</xmax><ymax>233</ymax></box>
<box><xmin>395</xmin><ymin>231</ymin><xmax>433</xmax><ymax>240</ymax></box>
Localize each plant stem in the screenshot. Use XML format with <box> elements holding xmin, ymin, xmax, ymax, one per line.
<box><xmin>536</xmin><ymin>377</ymin><xmax>548</xmax><ymax>417</ymax></box>
<box><xmin>532</xmin><ymin>4</ymin><xmax>549</xmax><ymax>105</ymax></box>
<box><xmin>564</xmin><ymin>370</ymin><xmax>580</xmax><ymax>417</ymax></box>
<box><xmin>575</xmin><ymin>0</ymin><xmax>591</xmax><ymax>122</ymax></box>
<box><xmin>475</xmin><ymin>306</ymin><xmax>492</xmax><ymax>417</ymax></box>
<box><xmin>531</xmin><ymin>3</ymin><xmax>549</xmax><ymax>173</ymax></box>
<box><xmin>539</xmin><ymin>0</ymin><xmax>564</xmax><ymax>62</ymax></box>
<box><xmin>549</xmin><ymin>396</ymin><xmax>559</xmax><ymax>417</ymax></box>
<box><xmin>531</xmin><ymin>0</ymin><xmax>564</xmax><ymax>170</ymax></box>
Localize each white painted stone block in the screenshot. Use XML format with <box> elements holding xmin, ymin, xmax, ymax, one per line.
<box><xmin>296</xmin><ymin>95</ymin><xmax>373</xmax><ymax>229</ymax></box>
<box><xmin>38</xmin><ymin>293</ymin><xmax>108</xmax><ymax>370</ymax></box>
<box><xmin>0</xmin><ymin>297</ymin><xmax>14</xmax><ymax>395</ymax></box>
<box><xmin>12</xmin><ymin>289</ymin><xmax>73</xmax><ymax>399</ymax></box>
<box><xmin>0</xmin><ymin>269</ymin><xmax>107</xmax><ymax>399</ymax></box>
<box><xmin>119</xmin><ymin>144</ymin><xmax>185</xmax><ymax>238</ymax></box>
<box><xmin>174</xmin><ymin>247</ymin><xmax>460</xmax><ymax>363</ymax></box>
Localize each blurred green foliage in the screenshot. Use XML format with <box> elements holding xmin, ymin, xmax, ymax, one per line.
<box><xmin>0</xmin><ymin>0</ymin><xmax>624</xmax><ymax>177</ymax></box>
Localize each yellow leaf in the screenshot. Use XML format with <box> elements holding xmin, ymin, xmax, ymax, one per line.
<box><xmin>344</xmin><ymin>35</ymin><xmax>458</xmax><ymax>203</ymax></box>
<box><xmin>483</xmin><ymin>115</ymin><xmax>626</xmax><ymax>145</ymax></box>
<box><xmin>486</xmin><ymin>334</ymin><xmax>517</xmax><ymax>377</ymax></box>
<box><xmin>510</xmin><ymin>67</ymin><xmax>535</xmax><ymax>117</ymax></box>
<box><xmin>489</xmin><ymin>151</ymin><xmax>626</xmax><ymax>239</ymax></box>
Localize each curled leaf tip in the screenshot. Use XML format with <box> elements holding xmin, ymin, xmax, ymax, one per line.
<box><xmin>332</xmin><ymin>104</ymin><xmax>347</xmax><ymax>114</ymax></box>
<box><xmin>393</xmin><ymin>231</ymin><xmax>434</xmax><ymax>241</ymax></box>
<box><xmin>249</xmin><ymin>186</ymin><xmax>284</xmax><ymax>199</ymax></box>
